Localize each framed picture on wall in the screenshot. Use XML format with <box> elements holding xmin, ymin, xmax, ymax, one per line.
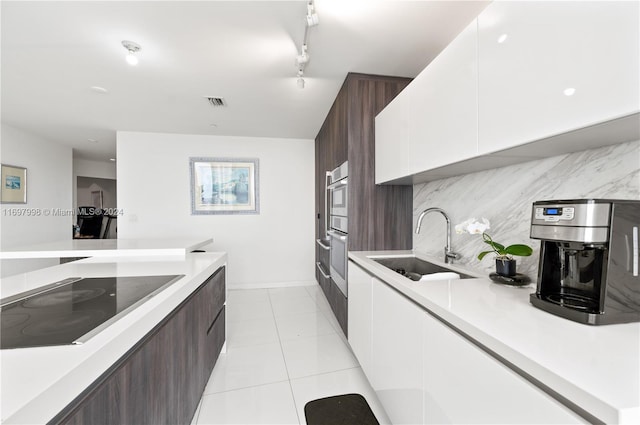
<box><xmin>91</xmin><ymin>190</ymin><xmax>103</xmax><ymax>209</ymax></box>
<box><xmin>190</xmin><ymin>157</ymin><xmax>260</xmax><ymax>215</ymax></box>
<box><xmin>1</xmin><ymin>164</ymin><xmax>27</xmax><ymax>204</ymax></box>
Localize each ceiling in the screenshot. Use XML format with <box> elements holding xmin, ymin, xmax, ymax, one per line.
<box><xmin>1</xmin><ymin>0</ymin><xmax>489</xmax><ymax>161</ymax></box>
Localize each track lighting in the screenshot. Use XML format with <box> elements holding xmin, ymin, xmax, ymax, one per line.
<box><xmin>121</xmin><ymin>40</ymin><xmax>141</xmax><ymax>66</ymax></box>
<box><xmin>296</xmin><ymin>45</ymin><xmax>310</xmax><ymax>66</ymax></box>
<box><xmin>306</xmin><ymin>1</ymin><xmax>319</xmax><ymax>27</ymax></box>
<box><xmin>294</xmin><ymin>1</ymin><xmax>318</xmax><ymax>88</ymax></box>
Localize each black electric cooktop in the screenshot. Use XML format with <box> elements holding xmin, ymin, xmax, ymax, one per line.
<box><xmin>1</xmin><ymin>275</ymin><xmax>183</xmax><ymax>350</ymax></box>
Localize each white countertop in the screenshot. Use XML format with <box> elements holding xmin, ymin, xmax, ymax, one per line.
<box><xmin>0</xmin><ymin>252</ymin><xmax>227</xmax><ymax>424</ymax></box>
<box><xmin>350</xmin><ymin>250</ymin><xmax>640</xmax><ymax>425</ymax></box>
<box><xmin>0</xmin><ymin>237</ymin><xmax>213</xmax><ymax>259</ymax></box>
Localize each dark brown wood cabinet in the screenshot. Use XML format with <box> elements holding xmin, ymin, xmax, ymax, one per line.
<box><xmin>315</xmin><ymin>73</ymin><xmax>414</xmax><ymax>336</ymax></box>
<box><xmin>52</xmin><ymin>267</ymin><xmax>226</xmax><ymax>425</ymax></box>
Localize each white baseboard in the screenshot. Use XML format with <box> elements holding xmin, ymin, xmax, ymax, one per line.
<box><xmin>229</xmin><ymin>280</ymin><xmax>318</xmax><ymax>290</ymax></box>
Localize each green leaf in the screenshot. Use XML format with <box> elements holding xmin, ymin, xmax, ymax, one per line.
<box><xmin>477</xmin><ymin>251</ymin><xmax>493</xmax><ymax>261</ymax></box>
<box><xmin>504</xmin><ymin>244</ymin><xmax>533</xmax><ymax>257</ymax></box>
<box><xmin>484</xmin><ymin>240</ymin><xmax>505</xmax><ymax>251</ymax></box>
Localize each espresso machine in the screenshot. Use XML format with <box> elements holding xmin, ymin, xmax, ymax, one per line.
<box><xmin>530</xmin><ymin>199</ymin><xmax>640</xmax><ymax>325</ymax></box>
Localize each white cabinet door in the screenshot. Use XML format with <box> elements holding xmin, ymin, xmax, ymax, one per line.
<box><xmin>408</xmin><ymin>18</ymin><xmax>478</xmax><ymax>174</ymax></box>
<box><xmin>422</xmin><ymin>312</ymin><xmax>584</xmax><ymax>424</ymax></box>
<box><xmin>478</xmin><ymin>1</ymin><xmax>640</xmax><ymax>155</ymax></box>
<box><xmin>347</xmin><ymin>262</ymin><xmax>373</xmax><ymax>376</ymax></box>
<box><xmin>371</xmin><ymin>280</ymin><xmax>424</xmax><ymax>425</ymax></box>
<box><xmin>375</xmin><ymin>89</ymin><xmax>410</xmax><ymax>184</ymax></box>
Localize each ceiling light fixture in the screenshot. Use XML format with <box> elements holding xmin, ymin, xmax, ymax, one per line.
<box><xmin>306</xmin><ymin>1</ymin><xmax>319</xmax><ymax>27</ymax></box>
<box><xmin>295</xmin><ymin>0</ymin><xmax>319</xmax><ymax>89</ymax></box>
<box><xmin>563</xmin><ymin>87</ymin><xmax>576</xmax><ymax>96</ymax></box>
<box><xmin>109</xmin><ymin>158</ymin><xmax>116</xmax><ymax>162</ymax></box>
<box><xmin>296</xmin><ymin>44</ymin><xmax>310</xmax><ymax>66</ymax></box>
<box><xmin>497</xmin><ymin>33</ymin><xmax>508</xmax><ymax>44</ymax></box>
<box><xmin>121</xmin><ymin>40</ymin><xmax>141</xmax><ymax>66</ymax></box>
<box><xmin>90</xmin><ymin>86</ymin><xmax>109</xmax><ymax>94</ymax></box>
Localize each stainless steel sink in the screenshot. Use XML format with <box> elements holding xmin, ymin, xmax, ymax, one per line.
<box><xmin>371</xmin><ymin>256</ymin><xmax>473</xmax><ymax>281</ymax></box>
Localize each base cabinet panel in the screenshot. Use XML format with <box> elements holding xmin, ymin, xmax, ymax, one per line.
<box><xmin>422</xmin><ymin>313</ymin><xmax>584</xmax><ymax>424</ymax></box>
<box><xmin>371</xmin><ymin>279</ymin><xmax>424</xmax><ymax>425</ymax></box>
<box><xmin>347</xmin><ymin>261</ymin><xmax>373</xmax><ymax>376</ymax></box>
<box><xmin>347</xmin><ymin>262</ymin><xmax>586</xmax><ymax>425</ymax></box>
<box><xmin>55</xmin><ymin>267</ymin><xmax>226</xmax><ymax>425</ymax></box>
<box><xmin>329</xmin><ymin>278</ymin><xmax>348</xmax><ymax>337</ymax></box>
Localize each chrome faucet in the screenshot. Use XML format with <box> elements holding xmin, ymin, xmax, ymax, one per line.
<box><xmin>415</xmin><ymin>207</ymin><xmax>459</xmax><ymax>264</ymax></box>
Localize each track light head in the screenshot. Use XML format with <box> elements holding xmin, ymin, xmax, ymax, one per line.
<box><xmin>122</xmin><ymin>40</ymin><xmax>141</xmax><ymax>66</ymax></box>
<box><xmin>296</xmin><ymin>52</ymin><xmax>309</xmax><ymax>65</ymax></box>
<box><xmin>306</xmin><ymin>1</ymin><xmax>319</xmax><ymax>26</ymax></box>
<box><xmin>306</xmin><ymin>13</ymin><xmax>319</xmax><ymax>27</ymax></box>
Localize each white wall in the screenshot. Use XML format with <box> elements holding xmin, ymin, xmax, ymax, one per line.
<box><xmin>0</xmin><ymin>124</ymin><xmax>73</xmax><ymax>278</ymax></box>
<box><xmin>117</xmin><ymin>131</ymin><xmax>315</xmax><ymax>288</ymax></box>
<box><xmin>73</xmin><ymin>158</ymin><xmax>116</xmax><ymax>180</ymax></box>
<box><xmin>413</xmin><ymin>140</ymin><xmax>640</xmax><ymax>279</ymax></box>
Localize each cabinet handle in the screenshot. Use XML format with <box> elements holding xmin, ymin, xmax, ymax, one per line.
<box><xmin>324</xmin><ymin>172</ymin><xmax>331</xmax><ymax>238</ymax></box>
<box><xmin>207</xmin><ymin>307</ymin><xmax>224</xmax><ymax>335</ymax></box>
<box><xmin>633</xmin><ymin>226</ymin><xmax>638</xmax><ymax>277</ymax></box>
<box><xmin>316</xmin><ymin>262</ymin><xmax>331</xmax><ymax>279</ymax></box>
<box><xmin>316</xmin><ymin>239</ymin><xmax>330</xmax><ymax>250</ymax></box>
<box><xmin>328</xmin><ymin>230</ymin><xmax>347</xmax><ymax>241</ymax></box>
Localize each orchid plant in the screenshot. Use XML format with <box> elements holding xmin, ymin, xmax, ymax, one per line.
<box><xmin>455</xmin><ymin>218</ymin><xmax>533</xmax><ymax>261</ymax></box>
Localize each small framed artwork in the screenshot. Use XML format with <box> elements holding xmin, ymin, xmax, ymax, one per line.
<box><xmin>91</xmin><ymin>190</ymin><xmax>103</xmax><ymax>209</ymax></box>
<box><xmin>190</xmin><ymin>157</ymin><xmax>260</xmax><ymax>215</ymax></box>
<box><xmin>1</xmin><ymin>164</ymin><xmax>27</xmax><ymax>204</ymax></box>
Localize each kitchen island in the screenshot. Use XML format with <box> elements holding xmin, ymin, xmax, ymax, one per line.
<box><xmin>0</xmin><ymin>237</ymin><xmax>213</xmax><ymax>259</ymax></box>
<box><xmin>349</xmin><ymin>250</ymin><xmax>640</xmax><ymax>424</ymax></box>
<box><xmin>0</xmin><ymin>251</ymin><xmax>226</xmax><ymax>424</ymax></box>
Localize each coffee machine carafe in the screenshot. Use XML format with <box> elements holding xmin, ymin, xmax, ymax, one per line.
<box><xmin>530</xmin><ymin>199</ymin><xmax>640</xmax><ymax>325</ymax></box>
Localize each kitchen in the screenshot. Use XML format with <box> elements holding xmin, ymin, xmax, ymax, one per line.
<box><xmin>1</xmin><ymin>1</ymin><xmax>639</xmax><ymax>424</ymax></box>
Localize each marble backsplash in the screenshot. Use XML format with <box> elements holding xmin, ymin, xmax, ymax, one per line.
<box><xmin>413</xmin><ymin>140</ymin><xmax>640</xmax><ymax>279</ymax></box>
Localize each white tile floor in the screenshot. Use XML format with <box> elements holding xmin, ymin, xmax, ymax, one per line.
<box><xmin>191</xmin><ymin>284</ymin><xmax>390</xmax><ymax>425</ymax></box>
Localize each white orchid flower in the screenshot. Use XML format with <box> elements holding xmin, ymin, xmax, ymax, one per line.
<box><xmin>455</xmin><ymin>217</ymin><xmax>490</xmax><ymax>234</ymax></box>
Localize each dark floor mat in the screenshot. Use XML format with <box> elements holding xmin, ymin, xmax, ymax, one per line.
<box><xmin>304</xmin><ymin>393</ymin><xmax>379</xmax><ymax>425</ymax></box>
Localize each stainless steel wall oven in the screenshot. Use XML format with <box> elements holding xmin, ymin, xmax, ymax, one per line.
<box><xmin>328</xmin><ymin>161</ymin><xmax>348</xmax><ymax>297</ymax></box>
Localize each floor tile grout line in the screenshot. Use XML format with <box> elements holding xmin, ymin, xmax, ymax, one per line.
<box><xmin>267</xmin><ymin>287</ymin><xmax>302</xmax><ymax>425</ymax></box>
<box><xmin>288</xmin><ymin>365</ymin><xmax>363</xmax><ymax>383</ymax></box>
<box><xmin>201</xmin><ymin>378</ymin><xmax>292</xmax><ymax>397</ymax></box>
<box><xmin>204</xmin><ymin>285</ymin><xmax>359</xmax><ymax>424</ymax></box>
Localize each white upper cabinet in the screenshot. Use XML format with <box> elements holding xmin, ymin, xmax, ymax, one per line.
<box><xmin>477</xmin><ymin>1</ymin><xmax>640</xmax><ymax>155</ymax></box>
<box><xmin>408</xmin><ymin>18</ymin><xmax>479</xmax><ymax>174</ymax></box>
<box><xmin>375</xmin><ymin>89</ymin><xmax>410</xmax><ymax>184</ymax></box>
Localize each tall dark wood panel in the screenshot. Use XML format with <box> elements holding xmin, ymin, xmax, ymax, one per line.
<box><xmin>315</xmin><ymin>73</ymin><xmax>413</xmax><ymax>336</ymax></box>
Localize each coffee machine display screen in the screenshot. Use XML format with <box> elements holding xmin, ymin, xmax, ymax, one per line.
<box><xmin>544</xmin><ymin>208</ymin><xmax>562</xmax><ymax>215</ymax></box>
<box><xmin>534</xmin><ymin>206</ymin><xmax>575</xmax><ymax>221</ymax></box>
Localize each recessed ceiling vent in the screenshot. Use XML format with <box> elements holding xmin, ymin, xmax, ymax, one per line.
<box><xmin>205</xmin><ymin>97</ymin><xmax>227</xmax><ymax>107</ymax></box>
